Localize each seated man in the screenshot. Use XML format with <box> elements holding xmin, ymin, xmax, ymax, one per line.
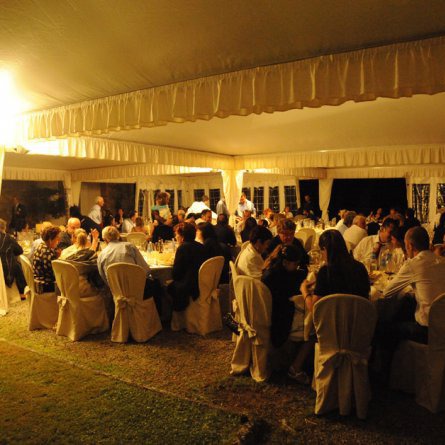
<box><xmin>354</xmin><ymin>218</ymin><xmax>397</xmax><ymax>264</ymax></box>
<box><xmin>58</xmin><ymin>217</ymin><xmax>81</xmax><ymax>250</ymax></box>
<box><xmin>122</xmin><ymin>210</ymin><xmax>138</xmax><ymax>233</ymax></box>
<box><xmin>262</xmin><ymin>219</ymin><xmax>308</xmax><ymax>268</ymax></box>
<box><xmin>98</xmin><ymin>226</ymin><xmax>154</xmax><ymax>300</ymax></box>
<box><xmin>343</xmin><ymin>214</ymin><xmax>367</xmax><ymax>250</ymax></box>
<box><xmin>195</xmin><ymin>208</ymin><xmax>212</xmax><ymax>225</ymax></box>
<box><xmin>383</xmin><ymin>227</ymin><xmax>445</xmax><ymax>344</ymax></box>
<box><xmin>336</xmin><ymin>210</ymin><xmax>356</xmax><ymax>236</ymax></box>
<box><xmin>236</xmin><ymin>226</ymin><xmax>273</xmax><ymax>279</ymax></box>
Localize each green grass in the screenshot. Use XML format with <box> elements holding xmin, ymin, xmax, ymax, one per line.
<box><xmin>0</xmin><ymin>342</ymin><xmax>240</xmax><ymax>445</ymax></box>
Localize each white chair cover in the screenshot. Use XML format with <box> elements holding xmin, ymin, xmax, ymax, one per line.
<box><xmin>295</xmin><ymin>228</ymin><xmax>316</xmax><ymax>252</ymax></box>
<box><xmin>171</xmin><ymin>256</ymin><xmax>224</xmax><ymax>336</ymax></box>
<box><xmin>126</xmin><ymin>232</ymin><xmax>147</xmax><ymax>248</ymax></box>
<box><xmin>52</xmin><ymin>260</ymin><xmax>109</xmax><ymax>341</ymax></box>
<box><xmin>231</xmin><ymin>275</ymin><xmax>272</xmax><ymax>382</ymax></box>
<box><xmin>19</xmin><ymin>255</ymin><xmax>58</xmax><ymax>330</ymax></box>
<box><xmin>107</xmin><ymin>263</ymin><xmax>162</xmax><ymax>343</ymax></box>
<box><xmin>390</xmin><ymin>293</ymin><xmax>445</xmax><ymax>413</ymax></box>
<box><xmin>313</xmin><ymin>294</ymin><xmax>377</xmax><ymax>419</ymax></box>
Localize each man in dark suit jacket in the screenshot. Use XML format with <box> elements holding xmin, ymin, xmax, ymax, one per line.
<box><xmin>168</xmin><ymin>223</ymin><xmax>205</xmax><ymax>311</ymax></box>
<box><xmin>10</xmin><ymin>197</ymin><xmax>27</xmax><ymax>232</ymax></box>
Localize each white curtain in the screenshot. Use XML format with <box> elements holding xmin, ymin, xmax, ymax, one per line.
<box><xmin>319</xmin><ymin>179</ymin><xmax>333</xmax><ymax>222</ymax></box>
<box><xmin>221</xmin><ymin>170</ymin><xmax>244</xmax><ymax>223</ymax></box>
<box><xmin>20</xmin><ymin>36</ymin><xmax>445</xmax><ymax>140</ymax></box>
<box><xmin>0</xmin><ymin>147</ymin><xmax>7</xmax><ymax>316</ymax></box>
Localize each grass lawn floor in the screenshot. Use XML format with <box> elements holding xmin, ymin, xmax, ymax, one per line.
<box><xmin>1</xmin><ymin>301</ymin><xmax>445</xmax><ymax>444</ymax></box>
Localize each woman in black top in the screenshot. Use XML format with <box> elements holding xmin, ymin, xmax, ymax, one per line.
<box><xmin>0</xmin><ymin>218</ymin><xmax>26</xmax><ymax>296</ymax></box>
<box><xmin>240</xmin><ymin>217</ymin><xmax>257</xmax><ymax>243</ymax></box>
<box><xmin>262</xmin><ymin>244</ymin><xmax>308</xmax><ymax>348</ymax></box>
<box><xmin>301</xmin><ymin>229</ymin><xmax>370</xmax><ymax>309</ymax></box>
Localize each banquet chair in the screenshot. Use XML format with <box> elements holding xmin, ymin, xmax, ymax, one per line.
<box><xmin>231</xmin><ymin>275</ymin><xmax>272</xmax><ymax>382</ymax></box>
<box><xmin>296</xmin><ymin>228</ymin><xmax>316</xmax><ymax>252</ymax></box>
<box><xmin>107</xmin><ymin>263</ymin><xmax>162</xmax><ymax>343</ymax></box>
<box><xmin>312</xmin><ymin>294</ymin><xmax>377</xmax><ymax>419</ymax></box>
<box><xmin>52</xmin><ymin>260</ymin><xmax>109</xmax><ymax>341</ymax></box>
<box><xmin>19</xmin><ymin>255</ymin><xmax>58</xmax><ymax>330</ymax></box>
<box><xmin>171</xmin><ymin>256</ymin><xmax>224</xmax><ymax>336</ymax></box>
<box><xmin>126</xmin><ymin>232</ymin><xmax>147</xmax><ymax>249</ymax></box>
<box><xmin>390</xmin><ymin>292</ymin><xmax>445</xmax><ymax>413</ymax></box>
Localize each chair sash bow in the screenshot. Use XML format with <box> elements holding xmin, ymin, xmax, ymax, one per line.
<box><xmin>206</xmin><ymin>288</ymin><xmax>220</xmax><ymax>304</ymax></box>
<box><xmin>115</xmin><ymin>295</ymin><xmax>137</xmax><ymax>309</ymax></box>
<box><xmin>57</xmin><ymin>295</ymin><xmax>68</xmax><ymax>309</ymax></box>
<box><xmin>321</xmin><ymin>348</ymin><xmax>368</xmax><ymax>369</ymax></box>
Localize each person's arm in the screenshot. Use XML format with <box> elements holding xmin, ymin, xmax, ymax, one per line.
<box><xmin>382</xmin><ymin>261</ymin><xmax>413</xmax><ymax>298</ymax></box>
<box><xmin>90</xmin><ymin>229</ymin><xmax>99</xmax><ymax>252</ymax></box>
<box><xmin>97</xmin><ymin>254</ymin><xmax>108</xmax><ymax>285</ymax></box>
<box><xmin>10</xmin><ymin>236</ymin><xmax>23</xmax><ymax>256</ymax></box>
<box><xmin>172</xmin><ymin>245</ymin><xmax>187</xmax><ymax>280</ymax></box>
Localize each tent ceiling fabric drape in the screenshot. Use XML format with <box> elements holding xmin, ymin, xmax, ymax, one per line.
<box><xmin>20</xmin><ymin>36</ymin><xmax>445</xmax><ymax>141</ymax></box>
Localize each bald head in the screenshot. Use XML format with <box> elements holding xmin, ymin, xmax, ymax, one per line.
<box><xmin>405</xmin><ymin>226</ymin><xmax>430</xmax><ymax>258</ymax></box>
<box><xmin>67</xmin><ymin>217</ymin><xmax>81</xmax><ymax>234</ymax></box>
<box><xmin>353</xmin><ymin>215</ymin><xmax>367</xmax><ymax>230</ymax></box>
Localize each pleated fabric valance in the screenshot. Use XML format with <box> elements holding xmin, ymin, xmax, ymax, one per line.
<box><xmin>236</xmin><ymin>144</ymin><xmax>445</xmax><ymax>170</ymax></box>
<box><xmin>20</xmin><ymin>36</ymin><xmax>445</xmax><ymax>140</ymax></box>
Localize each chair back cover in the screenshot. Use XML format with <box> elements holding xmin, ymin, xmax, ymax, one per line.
<box><xmin>107</xmin><ymin>262</ymin><xmax>161</xmax><ymax>342</ymax></box>
<box><xmin>171</xmin><ymin>256</ymin><xmax>224</xmax><ymax>335</ymax></box>
<box><xmin>231</xmin><ymin>275</ymin><xmax>272</xmax><ymax>382</ymax></box>
<box><xmin>295</xmin><ymin>228</ymin><xmax>316</xmax><ymax>252</ymax></box>
<box><xmin>313</xmin><ymin>294</ymin><xmax>377</xmax><ymax>419</ymax></box>
<box><xmin>52</xmin><ymin>260</ymin><xmax>108</xmax><ymax>341</ymax></box>
<box><xmin>229</xmin><ymin>260</ymin><xmax>238</xmax><ymax>281</ymax></box>
<box><xmin>20</xmin><ymin>254</ymin><xmax>58</xmax><ymax>330</ymax></box>
<box><xmin>126</xmin><ymin>232</ymin><xmax>147</xmax><ymax>248</ymax></box>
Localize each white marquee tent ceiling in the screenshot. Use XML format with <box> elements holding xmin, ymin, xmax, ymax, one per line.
<box><xmin>1</xmin><ymin>0</ymin><xmax>445</xmax><ymax>167</ymax></box>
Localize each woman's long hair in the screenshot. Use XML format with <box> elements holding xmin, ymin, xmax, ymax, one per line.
<box><xmin>318</xmin><ymin>229</ymin><xmax>352</xmax><ymax>268</ymax></box>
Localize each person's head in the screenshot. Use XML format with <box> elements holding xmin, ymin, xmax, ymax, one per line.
<box><xmin>258</xmin><ymin>218</ymin><xmax>269</xmax><ymax>229</ymax></box>
<box><xmin>405</xmin><ymin>227</ymin><xmax>430</xmax><ymax>259</ymax></box>
<box><xmin>177</xmin><ymin>209</ymin><xmax>186</xmax><ymax>222</ymax></box>
<box><xmin>318</xmin><ymin>229</ymin><xmax>351</xmax><ymax>265</ymax></box>
<box><xmin>344</xmin><ymin>211</ymin><xmax>357</xmax><ymax>228</ymax></box>
<box><xmin>353</xmin><ymin>215</ymin><xmax>367</xmax><ymax>230</ymax></box>
<box><xmin>243</xmin><ymin>209</ymin><xmax>252</xmax><ymax>220</ymax></box>
<box><xmin>174</xmin><ymin>222</ymin><xmax>196</xmax><ymax>243</ymax></box>
<box><xmin>135</xmin><ymin>217</ymin><xmax>144</xmax><ymax>228</ymax></box>
<box><xmin>338</xmin><ymin>209</ymin><xmax>347</xmax><ymax>220</ymax></box>
<box><xmin>157</xmin><ymin>192</ymin><xmax>170</xmax><ymax>206</ymax></box>
<box><xmin>197</xmin><ymin>222</ymin><xmax>217</xmax><ymax>243</ymax></box>
<box><xmin>249</xmin><ymin>225</ymin><xmax>273</xmax><ymax>254</ymax></box>
<box><xmin>66</xmin><ymin>217</ymin><xmax>81</xmax><ymax>234</ymax></box>
<box><xmin>277</xmin><ymin>219</ymin><xmax>296</xmax><ymax>245</ymax></box>
<box><xmin>240</xmin><ymin>193</ymin><xmax>246</xmax><ymax>204</ymax></box>
<box><xmin>243</xmin><ymin>217</ymin><xmax>257</xmax><ymax>232</ymax></box>
<box><xmin>277</xmin><ymin>244</ymin><xmax>305</xmax><ymax>272</ymax></box>
<box><xmin>217</xmin><ymin>213</ymin><xmax>229</xmax><ymax>225</ymax></box>
<box><xmin>263</xmin><ymin>208</ymin><xmax>273</xmax><ymax>219</ymax></box>
<box><xmin>379</xmin><ymin>218</ymin><xmax>398</xmax><ymax>243</ymax></box>
<box><xmin>304</xmin><ymin>195</ymin><xmax>311</xmax><ymax>203</ymax></box>
<box><xmin>389</xmin><ymin>207</ymin><xmax>399</xmax><ymax>217</ymax></box>
<box><xmin>0</xmin><ymin>218</ymin><xmax>7</xmax><ymax>233</ymax></box>
<box><xmin>12</xmin><ymin>196</ymin><xmax>19</xmax><ymax>205</ymax></box>
<box><xmin>201</xmin><ymin>209</ymin><xmax>212</xmax><ymax>223</ymax></box>
<box><xmin>102</xmin><ymin>226</ymin><xmax>120</xmax><ymax>243</ymax></box>
<box><xmin>96</xmin><ymin>196</ymin><xmax>104</xmax><ymax>207</ymax></box>
<box><xmin>201</xmin><ymin>195</ymin><xmax>209</xmax><ymax>205</ymax></box>
<box><xmin>41</xmin><ymin>226</ymin><xmax>61</xmax><ymax>249</ymax></box>
<box><xmin>390</xmin><ymin>227</ymin><xmax>404</xmax><ymax>249</ymax></box>
<box><xmin>73</xmin><ymin>228</ymin><xmax>88</xmax><ymax>248</ymax></box>
<box><xmin>284</xmin><ymin>206</ymin><xmax>291</xmax><ymax>213</ymax></box>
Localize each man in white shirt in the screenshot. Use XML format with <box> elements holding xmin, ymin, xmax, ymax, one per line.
<box><xmin>88</xmin><ymin>196</ymin><xmax>104</xmax><ymax>225</ymax></box>
<box><xmin>336</xmin><ymin>211</ymin><xmax>356</xmax><ymax>235</ymax></box>
<box><xmin>236</xmin><ymin>193</ymin><xmax>256</xmax><ymax>218</ymax></box>
<box><xmin>122</xmin><ymin>210</ymin><xmax>138</xmax><ymax>233</ymax></box>
<box><xmin>343</xmin><ymin>215</ymin><xmax>367</xmax><ymax>250</ymax></box>
<box><xmin>186</xmin><ymin>195</ymin><xmax>217</xmax><ymax>219</ymax></box>
<box><xmin>354</xmin><ymin>218</ymin><xmax>397</xmax><ymax>263</ymax></box>
<box><xmin>236</xmin><ymin>226</ymin><xmax>273</xmax><ymax>279</ymax></box>
<box><xmin>384</xmin><ymin>227</ymin><xmax>445</xmax><ymax>334</ymax></box>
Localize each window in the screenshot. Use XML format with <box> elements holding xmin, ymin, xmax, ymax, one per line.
<box><xmin>412</xmin><ymin>184</ymin><xmax>430</xmax><ymax>224</ymax></box>
<box><xmin>242</xmin><ymin>187</ymin><xmax>251</xmax><ymax>201</ymax></box>
<box><xmin>209</xmin><ymin>188</ymin><xmax>220</xmax><ymax>211</ymax></box>
<box><xmin>284</xmin><ymin>185</ymin><xmax>298</xmax><ymax>214</ymax></box>
<box><xmin>153</xmin><ymin>189</ymin><xmax>160</xmax><ymax>202</ymax></box>
<box><xmin>177</xmin><ymin>190</ymin><xmax>183</xmax><ymax>209</ymax></box>
<box><xmin>437</xmin><ymin>184</ymin><xmax>445</xmax><ymax>209</ymax></box>
<box><xmin>194</xmin><ymin>188</ymin><xmax>205</xmax><ymax>202</ymax></box>
<box><xmin>137</xmin><ymin>189</ymin><xmax>145</xmax><ymax>217</ymax></box>
<box><xmin>165</xmin><ymin>189</ymin><xmax>175</xmax><ymax>213</ymax></box>
<box><xmin>269</xmin><ymin>186</ymin><xmax>280</xmax><ymax>212</ymax></box>
<box><xmin>253</xmin><ymin>186</ymin><xmax>264</xmax><ymax>215</ymax></box>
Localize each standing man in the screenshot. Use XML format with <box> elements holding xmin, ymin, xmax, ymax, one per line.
<box><xmin>216</xmin><ymin>195</ymin><xmax>229</xmax><ymax>217</ymax></box>
<box><xmin>88</xmin><ymin>196</ymin><xmax>104</xmax><ymax>226</ymax></box>
<box><xmin>236</xmin><ymin>193</ymin><xmax>256</xmax><ymax>218</ymax></box>
<box><xmin>10</xmin><ymin>196</ymin><xmax>27</xmax><ymax>233</ymax></box>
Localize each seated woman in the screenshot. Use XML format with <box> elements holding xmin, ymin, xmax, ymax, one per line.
<box><xmin>196</xmin><ymin>222</ymin><xmax>231</xmax><ymax>284</ymax></box>
<box><xmin>132</xmin><ymin>217</ymin><xmax>149</xmax><ymax>235</ymax></box>
<box><xmin>289</xmin><ymin>229</ymin><xmax>370</xmax><ymax>384</ymax></box>
<box><xmin>0</xmin><ymin>218</ymin><xmax>26</xmax><ymax>298</ymax></box>
<box><xmin>168</xmin><ymin>223</ymin><xmax>205</xmax><ymax>311</ymax></box>
<box><xmin>262</xmin><ymin>244</ymin><xmax>308</xmax><ymax>349</ymax></box>
<box><xmin>33</xmin><ymin>226</ymin><xmax>61</xmax><ymax>293</ymax></box>
<box><xmin>60</xmin><ymin>228</ymin><xmax>102</xmax><ymax>297</ymax></box>
<box><xmin>240</xmin><ymin>217</ymin><xmax>257</xmax><ymax>243</ymax></box>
